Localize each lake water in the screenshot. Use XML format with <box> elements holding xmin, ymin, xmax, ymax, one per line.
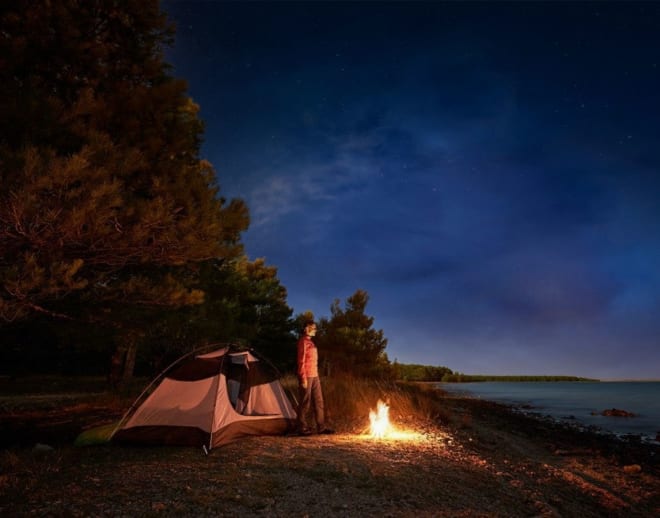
<box><xmin>437</xmin><ymin>381</ymin><xmax>660</xmax><ymax>441</ymax></box>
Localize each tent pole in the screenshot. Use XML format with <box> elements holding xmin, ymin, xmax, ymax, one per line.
<box><xmin>206</xmin><ymin>349</ymin><xmax>228</xmax><ymax>453</ymax></box>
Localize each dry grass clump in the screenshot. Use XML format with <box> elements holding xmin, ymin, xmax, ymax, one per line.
<box><xmin>281</xmin><ymin>375</ymin><xmax>451</xmax><ymax>432</ymax></box>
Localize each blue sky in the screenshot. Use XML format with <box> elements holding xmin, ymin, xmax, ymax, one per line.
<box><xmin>162</xmin><ymin>1</ymin><xmax>660</xmax><ymax>379</ymax></box>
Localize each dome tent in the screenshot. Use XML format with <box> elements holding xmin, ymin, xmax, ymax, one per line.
<box><xmin>111</xmin><ymin>345</ymin><xmax>297</xmax><ymax>451</ymax></box>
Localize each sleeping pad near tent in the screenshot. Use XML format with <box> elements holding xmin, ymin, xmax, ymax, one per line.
<box><xmin>112</xmin><ymin>346</ymin><xmax>297</xmax><ymax>450</ymax></box>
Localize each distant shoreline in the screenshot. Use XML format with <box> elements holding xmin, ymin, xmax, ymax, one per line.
<box><xmin>439</xmin><ymin>378</ymin><xmax>660</xmax><ymax>383</ymax></box>
<box><xmin>436</xmin><ymin>375</ymin><xmax>600</xmax><ymax>383</ymax></box>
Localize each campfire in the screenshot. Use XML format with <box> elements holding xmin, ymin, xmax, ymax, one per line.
<box><xmin>369</xmin><ymin>399</ymin><xmax>391</xmax><ymax>438</ymax></box>
<box><xmin>366</xmin><ymin>399</ymin><xmax>422</xmax><ymax>441</ymax></box>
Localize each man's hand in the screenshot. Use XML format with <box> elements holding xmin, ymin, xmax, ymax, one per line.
<box><xmin>301</xmin><ymin>379</ymin><xmax>308</xmax><ymax>389</ymax></box>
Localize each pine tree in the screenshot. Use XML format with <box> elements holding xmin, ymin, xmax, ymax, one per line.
<box><xmin>0</xmin><ymin>1</ymin><xmax>249</xmax><ymax>382</ymax></box>
<box><xmin>317</xmin><ymin>290</ymin><xmax>390</xmax><ymax>378</ymax></box>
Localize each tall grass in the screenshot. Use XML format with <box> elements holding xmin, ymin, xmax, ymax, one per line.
<box><xmin>282</xmin><ymin>375</ymin><xmax>451</xmax><ymax>432</ymax></box>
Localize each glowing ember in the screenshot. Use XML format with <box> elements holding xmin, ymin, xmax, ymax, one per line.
<box><xmin>369</xmin><ymin>399</ymin><xmax>391</xmax><ymax>438</ymax></box>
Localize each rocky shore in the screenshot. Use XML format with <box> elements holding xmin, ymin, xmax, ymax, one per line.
<box><xmin>1</xmin><ymin>390</ymin><xmax>659</xmax><ymax>517</ymax></box>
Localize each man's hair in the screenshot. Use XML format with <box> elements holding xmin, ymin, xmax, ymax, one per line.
<box><xmin>304</xmin><ymin>320</ymin><xmax>315</xmax><ymax>329</ymax></box>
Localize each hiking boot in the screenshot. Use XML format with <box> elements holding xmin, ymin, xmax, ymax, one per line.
<box><xmin>299</xmin><ymin>428</ymin><xmax>313</xmax><ymax>436</ymax></box>
<box><xmin>318</xmin><ymin>427</ymin><xmax>335</xmax><ymax>435</ymax></box>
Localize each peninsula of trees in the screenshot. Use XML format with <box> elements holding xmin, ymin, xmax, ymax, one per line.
<box><xmin>395</xmin><ymin>365</ymin><xmax>597</xmax><ymax>383</ymax></box>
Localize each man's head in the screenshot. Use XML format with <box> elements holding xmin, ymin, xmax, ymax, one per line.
<box><xmin>304</xmin><ymin>321</ymin><xmax>317</xmax><ymax>337</ymax></box>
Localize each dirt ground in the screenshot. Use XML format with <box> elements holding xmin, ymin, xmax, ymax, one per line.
<box><xmin>1</xmin><ymin>391</ymin><xmax>659</xmax><ymax>517</ymax></box>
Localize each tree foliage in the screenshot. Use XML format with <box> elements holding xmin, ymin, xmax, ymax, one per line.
<box><xmin>154</xmin><ymin>257</ymin><xmax>296</xmax><ymax>372</ymax></box>
<box><xmin>0</xmin><ymin>0</ymin><xmax>249</xmax><ymax>325</ymax></box>
<box><xmin>394</xmin><ymin>363</ymin><xmax>453</xmax><ymax>382</ymax></box>
<box><xmin>316</xmin><ymin>289</ymin><xmax>391</xmax><ymax>379</ymax></box>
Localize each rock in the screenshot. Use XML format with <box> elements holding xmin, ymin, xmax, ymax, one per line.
<box><xmin>594</xmin><ymin>408</ymin><xmax>636</xmax><ymax>418</ymax></box>
<box><xmin>623</xmin><ymin>464</ymin><xmax>642</xmax><ymax>474</ymax></box>
<box><xmin>32</xmin><ymin>443</ymin><xmax>54</xmax><ymax>453</ymax></box>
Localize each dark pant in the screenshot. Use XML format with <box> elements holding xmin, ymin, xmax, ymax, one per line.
<box><xmin>298</xmin><ymin>376</ymin><xmax>325</xmax><ymax>431</ymax></box>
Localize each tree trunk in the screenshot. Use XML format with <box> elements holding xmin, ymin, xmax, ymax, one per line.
<box><xmin>108</xmin><ymin>331</ymin><xmax>139</xmax><ymax>390</ymax></box>
<box><xmin>108</xmin><ymin>342</ymin><xmax>127</xmax><ymax>390</ymax></box>
<box><xmin>122</xmin><ymin>340</ymin><xmax>137</xmax><ymax>386</ymax></box>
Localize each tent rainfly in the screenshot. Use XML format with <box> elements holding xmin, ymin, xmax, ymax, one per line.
<box><xmin>111</xmin><ymin>346</ymin><xmax>297</xmax><ymax>450</ymax></box>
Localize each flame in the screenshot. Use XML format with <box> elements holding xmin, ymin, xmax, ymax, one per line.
<box><xmin>369</xmin><ymin>399</ymin><xmax>391</xmax><ymax>438</ymax></box>
<box><xmin>364</xmin><ymin>399</ymin><xmax>425</xmax><ymax>442</ymax></box>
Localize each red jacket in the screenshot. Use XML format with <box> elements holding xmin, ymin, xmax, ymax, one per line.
<box><xmin>297</xmin><ymin>334</ymin><xmax>319</xmax><ymax>382</ymax></box>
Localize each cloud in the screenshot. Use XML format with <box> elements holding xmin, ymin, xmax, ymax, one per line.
<box><xmin>245</xmin><ymin>122</ymin><xmax>403</xmax><ymax>228</ymax></box>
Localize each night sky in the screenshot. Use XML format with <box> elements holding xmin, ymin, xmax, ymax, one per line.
<box><xmin>161</xmin><ymin>1</ymin><xmax>660</xmax><ymax>380</ymax></box>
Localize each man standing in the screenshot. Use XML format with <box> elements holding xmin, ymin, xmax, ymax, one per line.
<box><xmin>297</xmin><ymin>320</ymin><xmax>334</xmax><ymax>435</ymax></box>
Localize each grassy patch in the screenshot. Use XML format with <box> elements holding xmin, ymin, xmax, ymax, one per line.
<box><xmin>282</xmin><ymin>375</ymin><xmax>452</xmax><ymax>432</ymax></box>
